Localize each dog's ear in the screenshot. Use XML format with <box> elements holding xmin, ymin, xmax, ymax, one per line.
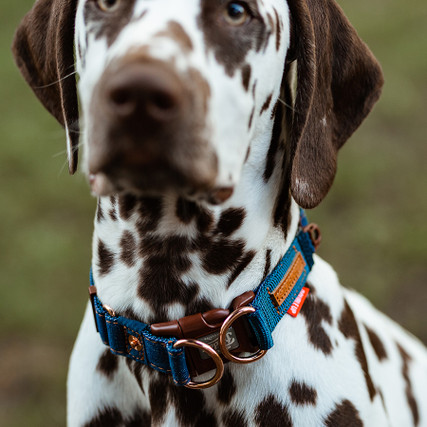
<box><xmin>284</xmin><ymin>0</ymin><xmax>384</xmax><ymax>208</ymax></box>
<box><xmin>12</xmin><ymin>0</ymin><xmax>79</xmax><ymax>174</ymax></box>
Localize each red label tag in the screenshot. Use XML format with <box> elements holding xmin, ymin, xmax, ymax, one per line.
<box><xmin>287</xmin><ymin>287</ymin><xmax>309</xmax><ymax>318</ymax></box>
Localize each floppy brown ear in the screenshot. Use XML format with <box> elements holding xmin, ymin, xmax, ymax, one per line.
<box><xmin>12</xmin><ymin>0</ymin><xmax>79</xmax><ymax>174</ymax></box>
<box><xmin>285</xmin><ymin>0</ymin><xmax>384</xmax><ymax>208</ymax></box>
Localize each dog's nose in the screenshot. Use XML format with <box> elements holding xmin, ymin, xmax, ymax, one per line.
<box><xmin>105</xmin><ymin>63</ymin><xmax>183</xmax><ymax>125</ymax></box>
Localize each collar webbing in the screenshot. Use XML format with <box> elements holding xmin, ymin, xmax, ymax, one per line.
<box><xmin>88</xmin><ymin>210</ymin><xmax>318</xmax><ymax>387</ymax></box>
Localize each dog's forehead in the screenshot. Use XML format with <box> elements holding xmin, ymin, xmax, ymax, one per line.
<box><xmin>79</xmin><ymin>0</ymin><xmax>286</xmax><ymax>58</ymax></box>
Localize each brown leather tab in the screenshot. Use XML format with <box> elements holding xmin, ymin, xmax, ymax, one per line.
<box><xmin>150</xmin><ymin>320</ymin><xmax>183</xmax><ymax>338</ymax></box>
<box><xmin>231</xmin><ymin>291</ymin><xmax>255</xmax><ymax>311</ymax></box>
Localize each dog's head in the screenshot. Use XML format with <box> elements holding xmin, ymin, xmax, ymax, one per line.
<box><xmin>13</xmin><ymin>0</ymin><xmax>383</xmax><ymax>208</ymax></box>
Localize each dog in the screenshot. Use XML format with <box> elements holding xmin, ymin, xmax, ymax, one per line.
<box><xmin>13</xmin><ymin>0</ymin><xmax>427</xmax><ymax>425</ymax></box>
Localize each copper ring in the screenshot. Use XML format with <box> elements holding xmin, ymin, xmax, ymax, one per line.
<box><xmin>219</xmin><ymin>306</ymin><xmax>267</xmax><ymax>364</ymax></box>
<box><xmin>173</xmin><ymin>339</ymin><xmax>224</xmax><ymax>389</ymax></box>
<box><xmin>103</xmin><ymin>304</ymin><xmax>117</xmax><ymax>317</ymax></box>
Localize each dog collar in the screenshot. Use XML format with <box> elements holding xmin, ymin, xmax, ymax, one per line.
<box><xmin>89</xmin><ymin>210</ymin><xmax>320</xmax><ymax>389</ymax></box>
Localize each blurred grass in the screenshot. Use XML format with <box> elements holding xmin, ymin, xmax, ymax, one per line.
<box><xmin>1</xmin><ymin>0</ymin><xmax>426</xmax><ymax>425</ymax></box>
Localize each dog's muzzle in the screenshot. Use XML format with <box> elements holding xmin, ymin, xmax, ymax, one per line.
<box><xmin>87</xmin><ymin>57</ymin><xmax>217</xmax><ymax>196</ymax></box>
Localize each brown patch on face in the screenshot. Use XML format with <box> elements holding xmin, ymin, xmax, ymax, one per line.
<box><xmin>273</xmin><ymin>8</ymin><xmax>281</xmax><ymax>52</ymax></box>
<box><xmin>397</xmin><ymin>343</ymin><xmax>420</xmax><ymax>426</ymax></box>
<box><xmin>155</xmin><ymin>20</ymin><xmax>194</xmax><ymax>53</ymax></box>
<box><xmin>324</xmin><ymin>400</ymin><xmax>363</xmax><ymax>427</ymax></box>
<box><xmin>255</xmin><ymin>395</ymin><xmax>293</xmax><ymax>426</ymax></box>
<box><xmin>96</xmin><ymin>349</ymin><xmax>119</xmax><ymax>379</ymax></box>
<box><xmin>198</xmin><ymin>0</ymin><xmax>267</xmax><ymax>76</ymax></box>
<box><xmin>84</xmin><ymin>0</ymin><xmax>137</xmax><ymax>46</ymax></box>
<box><xmin>289</xmin><ymin>380</ymin><xmax>317</xmax><ymax>405</ymax></box>
<box><xmin>365</xmin><ymin>325</ymin><xmax>388</xmax><ymax>362</ymax></box>
<box><xmin>300</xmin><ymin>292</ymin><xmax>333</xmax><ymax>355</ymax></box>
<box><xmin>242</xmin><ymin>64</ymin><xmax>252</xmax><ymax>92</ymax></box>
<box><xmin>338</xmin><ymin>300</ymin><xmax>376</xmax><ymax>400</ymax></box>
<box><xmin>97</xmin><ymin>239</ymin><xmax>115</xmax><ymax>276</ymax></box>
<box><xmin>120</xmin><ymin>231</ymin><xmax>137</xmax><ymax>267</ymax></box>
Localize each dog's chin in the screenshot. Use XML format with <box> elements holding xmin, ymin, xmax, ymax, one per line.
<box><xmin>88</xmin><ymin>172</ymin><xmax>234</xmax><ymax>205</ymax></box>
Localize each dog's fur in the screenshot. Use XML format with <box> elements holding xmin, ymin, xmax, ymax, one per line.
<box><xmin>13</xmin><ymin>0</ymin><xmax>427</xmax><ymax>426</ymax></box>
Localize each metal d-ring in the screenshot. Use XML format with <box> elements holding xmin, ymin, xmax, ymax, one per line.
<box><xmin>219</xmin><ymin>306</ymin><xmax>267</xmax><ymax>364</ymax></box>
<box><xmin>173</xmin><ymin>338</ymin><xmax>224</xmax><ymax>389</ymax></box>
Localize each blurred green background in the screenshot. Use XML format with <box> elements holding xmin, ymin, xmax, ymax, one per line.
<box><xmin>1</xmin><ymin>0</ymin><xmax>426</xmax><ymax>425</ymax></box>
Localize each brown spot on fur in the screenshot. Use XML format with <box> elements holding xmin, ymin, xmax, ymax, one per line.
<box><xmin>223</xmin><ymin>410</ymin><xmax>247</xmax><ymax>427</ymax></box>
<box><xmin>198</xmin><ymin>0</ymin><xmax>267</xmax><ymax>76</ymax></box>
<box><xmin>273</xmin><ymin>8</ymin><xmax>281</xmax><ymax>52</ymax></box>
<box><xmin>138</xmin><ymin>236</ymin><xmax>197</xmax><ymax>315</ymax></box>
<box><xmin>120</xmin><ymin>231</ymin><xmax>137</xmax><ymax>267</ymax></box>
<box><xmin>155</xmin><ymin>21</ymin><xmax>194</xmax><ymax>52</ymax></box>
<box><xmin>263</xmin><ymin>249</ymin><xmax>272</xmax><ymax>280</ymax></box>
<box><xmin>227</xmin><ymin>250</ymin><xmax>256</xmax><ymax>288</ymax></box>
<box><xmin>263</xmin><ymin>102</ymin><xmax>282</xmax><ymax>182</ymax></box>
<box><xmin>169</xmin><ymin>383</ymin><xmax>216</xmax><ymax>426</ymax></box>
<box><xmin>248</xmin><ymin>107</ymin><xmax>255</xmax><ymax>130</ymax></box>
<box><xmin>136</xmin><ymin>197</ymin><xmax>163</xmax><ymax>235</ymax></box>
<box><xmin>83</xmin><ymin>407</ymin><xmax>123</xmax><ymax>427</ymax></box>
<box><xmin>97</xmin><ymin>349</ymin><xmax>118</xmax><ymax>379</ymax></box>
<box><xmin>339</xmin><ymin>301</ymin><xmax>376</xmax><ymax>400</ymax></box>
<box><xmin>289</xmin><ymin>381</ymin><xmax>317</xmax><ymax>405</ymax></box>
<box><xmin>217</xmin><ymin>368</ymin><xmax>236</xmax><ymax>404</ymax></box>
<box><xmin>300</xmin><ymin>293</ymin><xmax>333</xmax><ymax>355</ymax></box>
<box><xmin>98</xmin><ymin>239</ymin><xmax>115</xmax><ymax>276</ymax></box>
<box><xmin>149</xmin><ymin>376</ymin><xmax>169</xmax><ymax>424</ymax></box>
<box><xmin>216</xmin><ymin>208</ymin><xmax>246</xmax><ymax>236</ymax></box>
<box><xmin>365</xmin><ymin>325</ymin><xmax>387</xmax><ymax>361</ymax></box>
<box><xmin>176</xmin><ymin>197</ymin><xmax>200</xmax><ymax>224</ymax></box>
<box><xmin>96</xmin><ymin>199</ymin><xmax>104</xmax><ymax>222</ymax></box>
<box><xmin>397</xmin><ymin>343</ymin><xmax>419</xmax><ymax>425</ymax></box>
<box><xmin>260</xmin><ymin>93</ymin><xmax>273</xmax><ymax>115</ymax></box>
<box><xmin>324</xmin><ymin>400</ymin><xmax>363</xmax><ymax>427</ymax></box>
<box><xmin>118</xmin><ymin>194</ymin><xmax>137</xmax><ymax>220</ymax></box>
<box><xmin>255</xmin><ymin>395</ymin><xmax>293</xmax><ymax>426</ymax></box>
<box><xmin>202</xmin><ymin>239</ymin><xmax>245</xmax><ymax>275</ymax></box>
<box><xmin>84</xmin><ymin>0</ymin><xmax>137</xmax><ymax>47</ymax></box>
<box><xmin>242</xmin><ymin>64</ymin><xmax>252</xmax><ymax>92</ymax></box>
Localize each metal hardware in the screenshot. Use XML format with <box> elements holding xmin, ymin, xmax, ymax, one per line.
<box><xmin>219</xmin><ymin>306</ymin><xmax>267</xmax><ymax>364</ymax></box>
<box><xmin>302</xmin><ymin>223</ymin><xmax>322</xmax><ymax>250</ymax></box>
<box><xmin>173</xmin><ymin>339</ymin><xmax>224</xmax><ymax>389</ymax></box>
<box><xmin>103</xmin><ymin>304</ymin><xmax>117</xmax><ymax>317</ymax></box>
<box><xmin>128</xmin><ymin>335</ymin><xmax>143</xmax><ymax>352</ymax></box>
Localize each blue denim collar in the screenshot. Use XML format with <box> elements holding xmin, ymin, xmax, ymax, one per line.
<box><xmin>88</xmin><ymin>210</ymin><xmax>319</xmax><ymax>388</ymax></box>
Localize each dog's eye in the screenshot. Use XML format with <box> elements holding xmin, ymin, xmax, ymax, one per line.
<box><xmin>224</xmin><ymin>2</ymin><xmax>251</xmax><ymax>26</ymax></box>
<box><xmin>96</xmin><ymin>0</ymin><xmax>121</xmax><ymax>12</ymax></box>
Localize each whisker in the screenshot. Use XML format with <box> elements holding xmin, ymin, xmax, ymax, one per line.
<box><xmin>278</xmin><ymin>97</ymin><xmax>297</xmax><ymax>113</ymax></box>
<box><xmin>35</xmin><ymin>70</ymin><xmax>78</xmax><ymax>89</ymax></box>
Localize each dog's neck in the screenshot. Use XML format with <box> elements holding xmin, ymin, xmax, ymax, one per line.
<box><xmin>91</xmin><ymin>109</ymin><xmax>299</xmax><ymax>324</ymax></box>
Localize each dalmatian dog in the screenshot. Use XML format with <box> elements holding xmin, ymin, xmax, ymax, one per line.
<box><xmin>13</xmin><ymin>0</ymin><xmax>427</xmax><ymax>425</ymax></box>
